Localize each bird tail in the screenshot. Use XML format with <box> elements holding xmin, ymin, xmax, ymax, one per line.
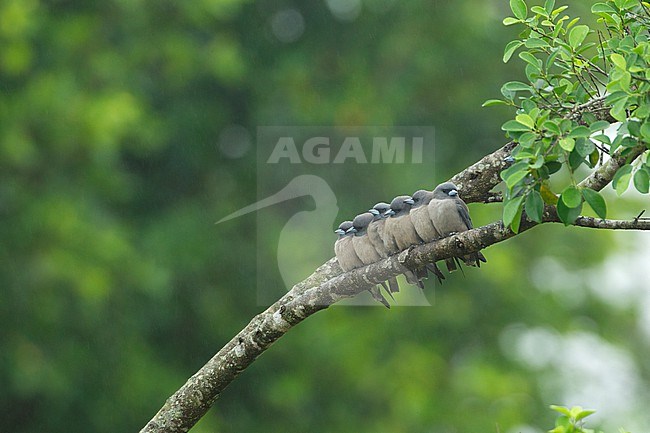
<box><xmin>368</xmin><ymin>286</ymin><xmax>391</xmax><ymax>308</ymax></box>
<box><xmin>462</xmin><ymin>251</ymin><xmax>487</xmax><ymax>267</ymax></box>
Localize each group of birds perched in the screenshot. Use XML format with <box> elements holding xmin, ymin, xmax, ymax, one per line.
<box><xmin>334</xmin><ymin>181</ymin><xmax>487</xmax><ymax>307</ymax></box>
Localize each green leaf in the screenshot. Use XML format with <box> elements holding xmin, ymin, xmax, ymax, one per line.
<box><xmin>557</xmin><ymin>196</ymin><xmax>582</xmax><ymax>225</ymax></box>
<box><xmin>591</xmin><ymin>3</ymin><xmax>616</xmax><ymax>13</ymax></box>
<box><xmin>559</xmin><ymin>137</ymin><xmax>575</xmax><ymax>151</ymax></box>
<box><xmin>525</xmin><ymin>37</ymin><xmax>549</xmax><ymax>48</ymax></box>
<box><xmin>502</xmin><ymin>81</ymin><xmax>533</xmax><ymax>91</ymax></box>
<box><xmin>503</xmin><ymin>16</ymin><xmax>521</xmax><ymax>26</ymax></box>
<box><xmin>568</xmin><ymin>25</ymin><xmax>590</xmax><ymax>49</ymax></box>
<box><xmin>589</xmin><ymin>120</ymin><xmax>610</xmax><ymax>132</ymax></box>
<box><xmin>561</xmin><ymin>185</ymin><xmax>582</xmax><ymax>208</ymax></box>
<box><xmin>519</xmin><ymin>51</ymin><xmax>540</xmax><ymax>71</ymax></box>
<box><xmin>589</xmin><ymin>149</ymin><xmax>600</xmax><ymax>167</ymax></box>
<box><xmin>518</xmin><ymin>131</ymin><xmax>537</xmax><ymax>147</ymax></box>
<box><xmin>543</xmin><ymin>120</ymin><xmax>561</xmax><ymax>135</ymax></box>
<box><xmin>610</xmin><ymin>53</ymin><xmax>627</xmax><ymax>70</ymax></box>
<box><xmin>544</xmin><ymin>0</ymin><xmax>555</xmax><ymax>13</ymax></box>
<box><xmin>568</xmin><ymin>126</ymin><xmax>591</xmax><ymax>138</ymax></box>
<box><xmin>482</xmin><ymin>99</ymin><xmax>509</xmax><ymax>107</ymax></box>
<box><xmin>515</xmin><ymin>113</ymin><xmax>536</xmax><ymax>129</ymax></box>
<box><xmin>610</xmin><ymin>97</ymin><xmax>629</xmax><ymax>122</ymax></box>
<box><xmin>502</xmin><ymin>120</ymin><xmax>532</xmax><ymax>132</ymax></box>
<box><xmin>525</xmin><ymin>190</ymin><xmax>544</xmax><ymax>222</ymax></box>
<box><xmin>545</xmin><ymin>161</ymin><xmax>562</xmax><ymax>174</ymax></box>
<box><xmin>634</xmin><ymin>168</ymin><xmax>650</xmax><ymax>193</ymax></box>
<box><xmin>641</xmin><ymin>123</ymin><xmax>650</xmax><ymax>140</ymax></box>
<box><xmin>503</xmin><ymin>195</ymin><xmax>525</xmax><ymax>232</ymax></box>
<box><xmin>575</xmin><ymin>138</ymin><xmax>595</xmax><ymax>158</ymax></box>
<box><xmin>503</xmin><ymin>40</ymin><xmax>524</xmax><ymax>62</ymax></box>
<box><xmin>530</xmin><ymin>5</ymin><xmax>548</xmax><ymax>16</ymax></box>
<box><xmin>540</xmin><ymin>183</ymin><xmax>558</xmax><ymax>204</ymax></box>
<box><xmin>575</xmin><ymin>409</ymin><xmax>596</xmax><ymax>421</ymax></box>
<box><xmin>612</xmin><ymin>164</ymin><xmax>633</xmax><ymax>195</ymax></box>
<box><xmin>510</xmin><ymin>0</ymin><xmax>527</xmax><ymax>20</ymax></box>
<box><xmin>582</xmin><ymin>188</ymin><xmax>607</xmax><ymax>219</ymax></box>
<box><xmin>501</xmin><ymin>161</ymin><xmax>530</xmax><ymax>188</ymax></box>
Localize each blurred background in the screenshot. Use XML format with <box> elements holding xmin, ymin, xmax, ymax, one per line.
<box><xmin>2</xmin><ymin>0</ymin><xmax>649</xmax><ymax>432</ymax></box>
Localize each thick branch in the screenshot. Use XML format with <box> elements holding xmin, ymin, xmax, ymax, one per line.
<box><xmin>141</xmin><ymin>111</ymin><xmax>647</xmax><ymax>433</ymax></box>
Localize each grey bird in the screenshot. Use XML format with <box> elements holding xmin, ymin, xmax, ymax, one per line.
<box><xmin>335</xmin><ymin>220</ymin><xmax>390</xmax><ymax>308</ymax></box>
<box><xmin>351</xmin><ymin>212</ymin><xmax>396</xmax><ymax>303</ymax></box>
<box><xmin>334</xmin><ymin>221</ymin><xmax>364</xmax><ymax>271</ymax></box>
<box><xmin>383</xmin><ymin>195</ymin><xmax>421</xmax><ymax>251</ymax></box>
<box><xmin>428</xmin><ymin>182</ymin><xmax>487</xmax><ymax>267</ymax></box>
<box><xmin>384</xmin><ymin>196</ymin><xmax>445</xmax><ymax>286</ymax></box>
<box><xmin>411</xmin><ymin>189</ymin><xmax>459</xmax><ymax>273</ymax></box>
<box><xmin>367</xmin><ymin>204</ymin><xmax>400</xmax><ymax>293</ymax></box>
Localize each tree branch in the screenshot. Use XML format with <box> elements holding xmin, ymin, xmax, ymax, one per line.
<box><xmin>140</xmin><ymin>115</ymin><xmax>647</xmax><ymax>433</ymax></box>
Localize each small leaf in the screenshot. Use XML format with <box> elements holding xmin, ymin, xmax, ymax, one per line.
<box><xmin>559</xmin><ymin>137</ymin><xmax>575</xmax><ymax>151</ymax></box>
<box><xmin>543</xmin><ymin>120</ymin><xmax>561</xmax><ymax>135</ymax></box>
<box><xmin>557</xmin><ymin>196</ymin><xmax>582</xmax><ymax>225</ymax></box>
<box><xmin>589</xmin><ymin>149</ymin><xmax>600</xmax><ymax>166</ymax></box>
<box><xmin>525</xmin><ymin>190</ymin><xmax>544</xmax><ymax>222</ymax></box>
<box><xmin>503</xmin><ymin>16</ymin><xmax>521</xmax><ymax>26</ymax></box>
<box><xmin>591</xmin><ymin>2</ymin><xmax>616</xmax><ymax>13</ymax></box>
<box><xmin>545</xmin><ymin>161</ymin><xmax>562</xmax><ymax>174</ymax></box>
<box><xmin>634</xmin><ymin>168</ymin><xmax>650</xmax><ymax>193</ymax></box>
<box><xmin>575</xmin><ymin>138</ymin><xmax>595</xmax><ymax>158</ymax></box>
<box><xmin>544</xmin><ymin>0</ymin><xmax>555</xmax><ymax>13</ymax></box>
<box><xmin>531</xmin><ymin>5</ymin><xmax>548</xmax><ymax>16</ymax></box>
<box><xmin>575</xmin><ymin>409</ymin><xmax>596</xmax><ymax>421</ymax></box>
<box><xmin>612</xmin><ymin>164</ymin><xmax>633</xmax><ymax>195</ymax></box>
<box><xmin>610</xmin><ymin>53</ymin><xmax>627</xmax><ymax>69</ymax></box>
<box><xmin>510</xmin><ymin>0</ymin><xmax>528</xmax><ymax>20</ymax></box>
<box><xmin>518</xmin><ymin>131</ymin><xmax>537</xmax><ymax>147</ymax></box>
<box><xmin>482</xmin><ymin>99</ymin><xmax>509</xmax><ymax>107</ymax></box>
<box><xmin>550</xmin><ymin>405</ymin><xmax>572</xmax><ymax>417</ymax></box>
<box><xmin>568</xmin><ymin>126</ymin><xmax>591</xmax><ymax>138</ymax></box>
<box><xmin>640</xmin><ymin>123</ymin><xmax>650</xmax><ymax>140</ymax></box>
<box><xmin>516</xmin><ymin>113</ymin><xmax>536</xmax><ymax>129</ymax></box>
<box><xmin>502</xmin><ymin>120</ymin><xmax>532</xmax><ymax>132</ymax></box>
<box><xmin>589</xmin><ymin>120</ymin><xmax>610</xmax><ymax>132</ymax></box>
<box><xmin>525</xmin><ymin>37</ymin><xmax>549</xmax><ymax>48</ymax></box>
<box><xmin>503</xmin><ymin>195</ymin><xmax>525</xmax><ymax>232</ymax></box>
<box><xmin>561</xmin><ymin>185</ymin><xmax>583</xmax><ymax>208</ymax></box>
<box><xmin>502</xmin><ymin>81</ymin><xmax>533</xmax><ymax>91</ymax></box>
<box><xmin>568</xmin><ymin>25</ymin><xmax>590</xmax><ymax>49</ymax></box>
<box><xmin>582</xmin><ymin>188</ymin><xmax>607</xmax><ymax>219</ymax></box>
<box><xmin>519</xmin><ymin>51</ymin><xmax>541</xmax><ymax>71</ymax></box>
<box><xmin>540</xmin><ymin>183</ymin><xmax>558</xmax><ymax>204</ymax></box>
<box><xmin>503</xmin><ymin>40</ymin><xmax>524</xmax><ymax>62</ymax></box>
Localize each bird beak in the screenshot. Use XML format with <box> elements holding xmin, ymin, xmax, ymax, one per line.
<box><xmin>335</xmin><ymin>229</ymin><xmax>345</xmax><ymax>235</ymax></box>
<box><xmin>369</xmin><ymin>209</ymin><xmax>380</xmax><ymax>216</ymax></box>
<box><xmin>346</xmin><ymin>227</ymin><xmax>357</xmax><ymax>234</ymax></box>
<box><xmin>384</xmin><ymin>209</ymin><xmax>395</xmax><ymax>217</ymax></box>
<box><xmin>449</xmin><ymin>189</ymin><xmax>458</xmax><ymax>197</ymax></box>
<box><xmin>404</xmin><ymin>198</ymin><xmax>415</xmax><ymax>205</ymax></box>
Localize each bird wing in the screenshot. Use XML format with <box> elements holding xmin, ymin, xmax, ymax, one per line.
<box><xmin>455</xmin><ymin>200</ymin><xmax>473</xmax><ymax>230</ymax></box>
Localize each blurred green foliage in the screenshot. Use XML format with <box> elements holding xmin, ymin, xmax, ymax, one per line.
<box><xmin>1</xmin><ymin>1</ymin><xmax>649</xmax><ymax>432</ymax></box>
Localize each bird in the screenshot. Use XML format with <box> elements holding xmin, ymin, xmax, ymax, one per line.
<box><xmin>334</xmin><ymin>220</ymin><xmax>390</xmax><ymax>308</ymax></box>
<box><xmin>411</xmin><ymin>189</ymin><xmax>459</xmax><ymax>273</ymax></box>
<box><xmin>351</xmin><ymin>212</ymin><xmax>396</xmax><ymax>303</ymax></box>
<box><xmin>383</xmin><ymin>195</ymin><xmax>421</xmax><ymax>251</ymax></box>
<box><xmin>384</xmin><ymin>196</ymin><xmax>445</xmax><ymax>286</ymax></box>
<box><xmin>428</xmin><ymin>182</ymin><xmax>487</xmax><ymax>267</ymax></box>
<box><xmin>367</xmin><ymin>203</ymin><xmax>400</xmax><ymax>293</ymax></box>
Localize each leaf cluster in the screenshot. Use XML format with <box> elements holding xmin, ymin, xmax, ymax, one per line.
<box><xmin>486</xmin><ymin>0</ymin><xmax>650</xmax><ymax>230</ymax></box>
